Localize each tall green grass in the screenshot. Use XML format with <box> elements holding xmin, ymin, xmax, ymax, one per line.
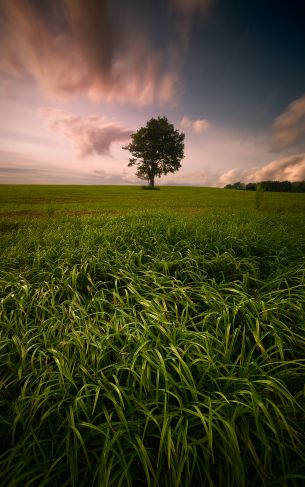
<box><xmin>1</xmin><ymin>191</ymin><xmax>305</xmax><ymax>485</ymax></box>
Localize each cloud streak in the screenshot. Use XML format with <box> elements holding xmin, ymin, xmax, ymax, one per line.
<box><xmin>171</xmin><ymin>0</ymin><xmax>210</xmax><ymax>14</ymax></box>
<box><xmin>0</xmin><ymin>167</ymin><xmax>39</xmax><ymax>174</ymax></box>
<box><xmin>0</xmin><ymin>0</ymin><xmax>179</xmax><ymax>105</ymax></box>
<box><xmin>170</xmin><ymin>0</ymin><xmax>210</xmax><ymax>48</ymax></box>
<box><xmin>40</xmin><ymin>108</ymin><xmax>131</xmax><ymax>159</ymax></box>
<box><xmin>272</xmin><ymin>94</ymin><xmax>305</xmax><ymax>151</ymax></box>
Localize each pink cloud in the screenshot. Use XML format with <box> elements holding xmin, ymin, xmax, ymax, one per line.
<box><xmin>39</xmin><ymin>108</ymin><xmax>131</xmax><ymax>159</ymax></box>
<box><xmin>193</xmin><ymin>119</ymin><xmax>210</xmax><ymax>133</ymax></box>
<box><xmin>248</xmin><ymin>154</ymin><xmax>305</xmax><ymax>181</ymax></box>
<box><xmin>159</xmin><ymin>71</ymin><xmax>180</xmax><ymax>105</ymax></box>
<box><xmin>272</xmin><ymin>93</ymin><xmax>305</xmax><ymax>151</ymax></box>
<box><xmin>219</xmin><ymin>154</ymin><xmax>305</xmax><ymax>185</ymax></box>
<box><xmin>0</xmin><ymin>0</ymin><xmax>179</xmax><ymax>105</ymax></box>
<box><xmin>218</xmin><ymin>168</ymin><xmax>240</xmax><ymax>186</ymax></box>
<box><xmin>181</xmin><ymin>116</ymin><xmax>210</xmax><ymax>133</ymax></box>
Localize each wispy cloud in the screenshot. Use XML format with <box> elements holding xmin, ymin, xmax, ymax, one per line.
<box><xmin>93</xmin><ymin>169</ymin><xmax>138</xmax><ymax>185</ymax></box>
<box><xmin>162</xmin><ymin>169</ymin><xmax>210</xmax><ymax>186</ymax></box>
<box><xmin>272</xmin><ymin>93</ymin><xmax>305</xmax><ymax>151</ymax></box>
<box><xmin>170</xmin><ymin>0</ymin><xmax>210</xmax><ymax>14</ymax></box>
<box><xmin>219</xmin><ymin>153</ymin><xmax>305</xmax><ymax>185</ymax></box>
<box><xmin>39</xmin><ymin>108</ymin><xmax>131</xmax><ymax>159</ymax></box>
<box><xmin>0</xmin><ymin>0</ymin><xmax>179</xmax><ymax>105</ymax></box>
<box><xmin>181</xmin><ymin>116</ymin><xmax>210</xmax><ymax>133</ymax></box>
<box><xmin>170</xmin><ymin>0</ymin><xmax>210</xmax><ymax>47</ymax></box>
<box><xmin>0</xmin><ymin>149</ymin><xmax>138</xmax><ymax>185</ymax></box>
<box><xmin>0</xmin><ymin>166</ymin><xmax>39</xmax><ymax>174</ymax></box>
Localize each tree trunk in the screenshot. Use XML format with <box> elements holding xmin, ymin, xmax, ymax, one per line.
<box><xmin>149</xmin><ymin>176</ymin><xmax>155</xmax><ymax>188</ymax></box>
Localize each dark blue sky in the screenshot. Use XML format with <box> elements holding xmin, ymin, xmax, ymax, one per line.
<box><xmin>180</xmin><ymin>0</ymin><xmax>305</xmax><ymax>129</ymax></box>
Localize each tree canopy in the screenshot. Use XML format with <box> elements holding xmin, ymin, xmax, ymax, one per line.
<box><xmin>123</xmin><ymin>116</ymin><xmax>185</xmax><ymax>188</ymax></box>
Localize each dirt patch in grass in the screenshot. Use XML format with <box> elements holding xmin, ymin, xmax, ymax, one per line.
<box><xmin>66</xmin><ymin>209</ymin><xmax>120</xmax><ymax>216</ymax></box>
<box><xmin>0</xmin><ymin>209</ymin><xmax>122</xmax><ymax>219</ymax></box>
<box><xmin>0</xmin><ymin>210</ymin><xmax>44</xmax><ymax>219</ymax></box>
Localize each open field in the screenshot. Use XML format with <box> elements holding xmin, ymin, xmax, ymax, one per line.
<box><xmin>1</xmin><ymin>184</ymin><xmax>305</xmax><ymax>216</ymax></box>
<box><xmin>1</xmin><ymin>185</ymin><xmax>305</xmax><ymax>486</ymax></box>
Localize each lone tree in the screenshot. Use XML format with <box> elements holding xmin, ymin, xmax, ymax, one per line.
<box><xmin>123</xmin><ymin>116</ymin><xmax>185</xmax><ymax>188</ymax></box>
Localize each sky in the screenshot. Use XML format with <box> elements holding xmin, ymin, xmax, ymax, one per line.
<box><xmin>1</xmin><ymin>0</ymin><xmax>305</xmax><ymax>186</ymax></box>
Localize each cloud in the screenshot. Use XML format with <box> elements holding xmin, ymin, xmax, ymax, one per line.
<box><xmin>39</xmin><ymin>108</ymin><xmax>131</xmax><ymax>158</ymax></box>
<box><xmin>218</xmin><ymin>168</ymin><xmax>240</xmax><ymax>186</ymax></box>
<box><xmin>193</xmin><ymin>119</ymin><xmax>210</xmax><ymax>133</ymax></box>
<box><xmin>248</xmin><ymin>154</ymin><xmax>305</xmax><ymax>182</ymax></box>
<box><xmin>0</xmin><ymin>148</ymin><xmax>138</xmax><ymax>184</ymax></box>
<box><xmin>218</xmin><ymin>154</ymin><xmax>305</xmax><ymax>185</ymax></box>
<box><xmin>181</xmin><ymin>116</ymin><xmax>210</xmax><ymax>133</ymax></box>
<box><xmin>0</xmin><ymin>78</ymin><xmax>16</xmax><ymax>98</ymax></box>
<box><xmin>180</xmin><ymin>116</ymin><xmax>192</xmax><ymax>128</ymax></box>
<box><xmin>0</xmin><ymin>166</ymin><xmax>137</xmax><ymax>185</ymax></box>
<box><xmin>0</xmin><ymin>0</ymin><xmax>179</xmax><ymax>105</ymax></box>
<box><xmin>181</xmin><ymin>116</ymin><xmax>192</xmax><ymax>128</ymax></box>
<box><xmin>272</xmin><ymin>93</ymin><xmax>305</xmax><ymax>151</ymax></box>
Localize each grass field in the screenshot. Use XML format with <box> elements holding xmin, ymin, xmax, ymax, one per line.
<box><xmin>1</xmin><ymin>185</ymin><xmax>305</xmax><ymax>486</ymax></box>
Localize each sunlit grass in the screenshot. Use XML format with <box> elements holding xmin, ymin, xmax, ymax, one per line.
<box><xmin>1</xmin><ymin>188</ymin><xmax>305</xmax><ymax>485</ymax></box>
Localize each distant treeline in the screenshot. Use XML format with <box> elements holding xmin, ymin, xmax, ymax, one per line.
<box><xmin>224</xmin><ymin>181</ymin><xmax>305</xmax><ymax>192</ymax></box>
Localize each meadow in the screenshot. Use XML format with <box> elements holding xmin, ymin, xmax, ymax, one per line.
<box><xmin>1</xmin><ymin>185</ymin><xmax>305</xmax><ymax>486</ymax></box>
